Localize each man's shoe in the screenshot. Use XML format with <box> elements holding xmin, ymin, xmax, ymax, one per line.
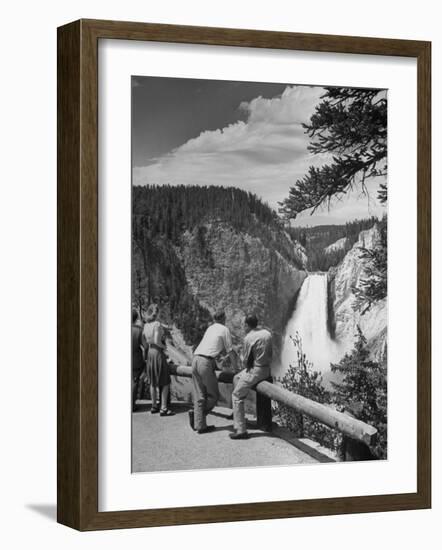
<box><xmin>197</xmin><ymin>425</ymin><xmax>216</xmax><ymax>434</ymax></box>
<box><xmin>188</xmin><ymin>410</ymin><xmax>195</xmax><ymax>430</ymax></box>
<box><xmin>229</xmin><ymin>432</ymin><xmax>249</xmax><ymax>440</ymax></box>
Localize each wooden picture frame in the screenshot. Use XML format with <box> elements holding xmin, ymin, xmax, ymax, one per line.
<box><xmin>57</xmin><ymin>18</ymin><xmax>431</xmax><ymax>531</ymax></box>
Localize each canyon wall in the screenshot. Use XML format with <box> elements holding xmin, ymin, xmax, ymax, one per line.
<box><xmin>328</xmin><ymin>225</ymin><xmax>387</xmax><ymax>361</ymax></box>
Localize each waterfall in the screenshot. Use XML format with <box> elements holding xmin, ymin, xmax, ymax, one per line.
<box><xmin>278</xmin><ymin>273</ymin><xmax>342</xmax><ymax>381</ymax></box>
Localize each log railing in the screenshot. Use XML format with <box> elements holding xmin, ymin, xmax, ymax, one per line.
<box><xmin>169</xmin><ymin>364</ymin><xmax>378</xmax><ymax>460</ymax></box>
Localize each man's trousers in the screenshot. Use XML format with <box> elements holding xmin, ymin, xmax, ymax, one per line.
<box><xmin>232</xmin><ymin>366</ymin><xmax>270</xmax><ymax>434</ymax></box>
<box><xmin>192</xmin><ymin>355</ymin><xmax>219</xmax><ymax>431</ymax></box>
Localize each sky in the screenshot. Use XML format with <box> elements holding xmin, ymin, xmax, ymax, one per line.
<box><xmin>132</xmin><ymin>76</ymin><xmax>387</xmax><ymax>227</ymax></box>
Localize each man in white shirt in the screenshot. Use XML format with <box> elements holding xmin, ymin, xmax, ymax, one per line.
<box><xmin>190</xmin><ymin>310</ymin><xmax>237</xmax><ymax>434</ymax></box>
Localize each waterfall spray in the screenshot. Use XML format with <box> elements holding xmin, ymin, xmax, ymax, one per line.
<box><xmin>279</xmin><ymin>273</ymin><xmax>342</xmax><ymax>379</ymax></box>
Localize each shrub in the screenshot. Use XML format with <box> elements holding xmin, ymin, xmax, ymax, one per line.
<box><xmin>275</xmin><ymin>333</ymin><xmax>338</xmax><ymax>450</ymax></box>
<box><xmin>331</xmin><ymin>326</ymin><xmax>387</xmax><ymax>459</ymax></box>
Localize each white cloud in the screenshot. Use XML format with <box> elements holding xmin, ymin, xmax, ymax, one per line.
<box><xmin>133</xmin><ymin>84</ymin><xmax>385</xmax><ymax>222</ymax></box>
<box><xmin>239</xmin><ymin>85</ymin><xmax>323</xmax><ymax>125</ymax></box>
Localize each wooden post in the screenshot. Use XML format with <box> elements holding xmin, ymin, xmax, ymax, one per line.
<box><xmin>341</xmin><ymin>436</ymin><xmax>377</xmax><ymax>461</ymax></box>
<box><xmin>256</xmin><ymin>376</ymin><xmax>273</xmax><ymax>431</ymax></box>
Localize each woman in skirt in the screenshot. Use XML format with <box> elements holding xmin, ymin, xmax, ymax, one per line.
<box><xmin>142</xmin><ymin>304</ymin><xmax>175</xmax><ymax>416</ymax></box>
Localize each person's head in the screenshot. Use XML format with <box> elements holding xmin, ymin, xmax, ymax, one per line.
<box><xmin>244</xmin><ymin>313</ymin><xmax>258</xmax><ymax>334</ymax></box>
<box><xmin>146</xmin><ymin>304</ymin><xmax>159</xmax><ymax>323</ymax></box>
<box><xmin>213</xmin><ymin>309</ymin><xmax>226</xmax><ymax>325</ymax></box>
<box><xmin>132</xmin><ymin>308</ymin><xmax>139</xmax><ymax>324</ymax></box>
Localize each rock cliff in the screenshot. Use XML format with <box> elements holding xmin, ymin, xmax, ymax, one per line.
<box><xmin>178</xmin><ymin>221</ymin><xmax>307</xmax><ymax>345</ymax></box>
<box><xmin>328</xmin><ymin>225</ymin><xmax>387</xmax><ymax>361</ymax></box>
<box><xmin>325</xmin><ymin>236</ymin><xmax>348</xmax><ymax>255</ymax></box>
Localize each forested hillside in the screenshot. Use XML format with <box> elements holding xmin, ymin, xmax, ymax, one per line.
<box><xmin>133</xmin><ymin>185</ymin><xmax>303</xmax><ymax>267</ymax></box>
<box><xmin>288</xmin><ymin>217</ymin><xmax>381</xmax><ymax>270</ymax></box>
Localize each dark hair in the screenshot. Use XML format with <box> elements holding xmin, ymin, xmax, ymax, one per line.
<box><xmin>245</xmin><ymin>314</ymin><xmax>258</xmax><ymax>329</ymax></box>
<box><xmin>146</xmin><ymin>304</ymin><xmax>159</xmax><ymax>323</ymax></box>
<box><xmin>132</xmin><ymin>308</ymin><xmax>139</xmax><ymax>323</ymax></box>
<box><xmin>213</xmin><ymin>309</ymin><xmax>226</xmax><ymax>323</ymax></box>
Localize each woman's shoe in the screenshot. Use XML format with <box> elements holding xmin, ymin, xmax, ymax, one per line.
<box><xmin>150</xmin><ymin>407</ymin><xmax>160</xmax><ymax>414</ymax></box>
<box><xmin>160</xmin><ymin>409</ymin><xmax>175</xmax><ymax>417</ymax></box>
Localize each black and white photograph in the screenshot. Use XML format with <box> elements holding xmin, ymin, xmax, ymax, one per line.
<box><xmin>2</xmin><ymin>0</ymin><xmax>436</xmax><ymax>541</ymax></box>
<box><xmin>131</xmin><ymin>76</ymin><xmax>388</xmax><ymax>473</ymax></box>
